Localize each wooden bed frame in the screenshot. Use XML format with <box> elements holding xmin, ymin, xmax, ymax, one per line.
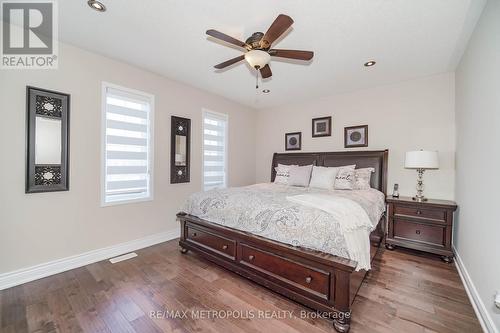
<box><xmin>177</xmin><ymin>150</ymin><xmax>388</xmax><ymax>332</ymax></box>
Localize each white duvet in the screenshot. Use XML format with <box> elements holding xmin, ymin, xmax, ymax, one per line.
<box><xmin>287</xmin><ymin>194</ymin><xmax>374</xmax><ymax>271</ymax></box>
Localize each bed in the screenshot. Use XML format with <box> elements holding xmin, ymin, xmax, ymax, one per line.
<box><xmin>177</xmin><ymin>150</ymin><xmax>388</xmax><ymax>332</ymax></box>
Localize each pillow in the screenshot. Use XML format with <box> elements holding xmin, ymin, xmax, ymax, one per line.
<box><xmin>309</xmin><ymin>166</ymin><xmax>340</xmax><ymax>190</ymax></box>
<box><xmin>288</xmin><ymin>165</ymin><xmax>313</xmax><ymax>187</ymax></box>
<box><xmin>354</xmin><ymin>167</ymin><xmax>375</xmax><ymax>190</ymax></box>
<box><xmin>334</xmin><ymin>165</ymin><xmax>356</xmax><ymax>190</ymax></box>
<box><xmin>274</xmin><ymin>164</ymin><xmax>297</xmax><ymax>185</ymax></box>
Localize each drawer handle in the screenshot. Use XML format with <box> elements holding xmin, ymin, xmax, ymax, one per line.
<box><xmin>305</xmin><ymin>276</ymin><xmax>312</xmax><ymax>284</ymax></box>
<box><xmin>416</xmin><ymin>210</ymin><xmax>422</xmax><ymax>215</ymax></box>
<box><xmin>192</xmin><ymin>232</ymin><xmax>197</xmax><ymax>237</ymax></box>
<box><xmin>222</xmin><ymin>245</ymin><xmax>228</xmax><ymax>250</ymax></box>
<box><xmin>415</xmin><ymin>230</ymin><xmax>421</xmax><ymax>235</ymax></box>
<box><xmin>248</xmin><ymin>255</ymin><xmax>255</xmax><ymax>261</ymax></box>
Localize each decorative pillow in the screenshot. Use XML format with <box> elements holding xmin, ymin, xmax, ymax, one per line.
<box><xmin>310</xmin><ymin>165</ymin><xmax>356</xmax><ymax>190</ymax></box>
<box><xmin>334</xmin><ymin>165</ymin><xmax>356</xmax><ymax>190</ymax></box>
<box><xmin>309</xmin><ymin>166</ymin><xmax>340</xmax><ymax>190</ymax></box>
<box><xmin>288</xmin><ymin>165</ymin><xmax>313</xmax><ymax>187</ymax></box>
<box><xmin>354</xmin><ymin>167</ymin><xmax>375</xmax><ymax>190</ymax></box>
<box><xmin>274</xmin><ymin>164</ymin><xmax>297</xmax><ymax>185</ymax></box>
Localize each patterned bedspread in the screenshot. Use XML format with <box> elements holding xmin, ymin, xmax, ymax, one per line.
<box><xmin>182</xmin><ymin>183</ymin><xmax>386</xmax><ymax>264</ymax></box>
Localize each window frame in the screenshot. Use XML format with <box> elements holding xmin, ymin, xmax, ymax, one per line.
<box><xmin>202</xmin><ymin>109</ymin><xmax>228</xmax><ymax>191</ymax></box>
<box><xmin>101</xmin><ymin>82</ymin><xmax>155</xmax><ymax>207</ymax></box>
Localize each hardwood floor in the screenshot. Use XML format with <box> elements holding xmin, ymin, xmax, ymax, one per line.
<box><xmin>0</xmin><ymin>239</ymin><xmax>482</xmax><ymax>333</ymax></box>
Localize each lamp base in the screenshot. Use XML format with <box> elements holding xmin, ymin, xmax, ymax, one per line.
<box><xmin>413</xmin><ymin>169</ymin><xmax>428</xmax><ymax>202</ymax></box>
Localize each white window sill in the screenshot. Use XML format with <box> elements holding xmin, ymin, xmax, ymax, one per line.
<box><xmin>101</xmin><ymin>195</ymin><xmax>153</xmax><ymax>207</ymax></box>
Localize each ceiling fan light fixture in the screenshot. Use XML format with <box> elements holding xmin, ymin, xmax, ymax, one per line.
<box><xmin>245</xmin><ymin>50</ymin><xmax>270</xmax><ymax>69</ymax></box>
<box><xmin>88</xmin><ymin>0</ymin><xmax>106</xmax><ymax>12</ymax></box>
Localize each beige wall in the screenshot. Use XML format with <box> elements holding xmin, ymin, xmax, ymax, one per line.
<box><xmin>0</xmin><ymin>43</ymin><xmax>256</xmax><ymax>274</ymax></box>
<box><xmin>255</xmin><ymin>73</ymin><xmax>456</xmax><ymax>200</ymax></box>
<box><xmin>455</xmin><ymin>0</ymin><xmax>500</xmax><ymax>330</ymax></box>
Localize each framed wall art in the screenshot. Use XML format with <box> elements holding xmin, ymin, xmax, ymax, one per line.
<box><xmin>171</xmin><ymin>116</ymin><xmax>191</xmax><ymax>183</ymax></box>
<box><xmin>26</xmin><ymin>86</ymin><xmax>70</xmax><ymax>193</ymax></box>
<box><xmin>344</xmin><ymin>125</ymin><xmax>368</xmax><ymax>148</ymax></box>
<box><xmin>285</xmin><ymin>132</ymin><xmax>301</xmax><ymax>151</ymax></box>
<box><xmin>312</xmin><ymin>116</ymin><xmax>332</xmax><ymax>137</ymax></box>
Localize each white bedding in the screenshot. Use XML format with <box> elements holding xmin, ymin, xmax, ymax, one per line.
<box><xmin>182</xmin><ymin>183</ymin><xmax>386</xmax><ymax>270</ymax></box>
<box><xmin>287</xmin><ymin>194</ymin><xmax>374</xmax><ymax>271</ymax></box>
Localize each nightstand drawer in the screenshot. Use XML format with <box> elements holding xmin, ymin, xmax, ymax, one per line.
<box><xmin>394</xmin><ymin>205</ymin><xmax>446</xmax><ymax>222</ymax></box>
<box><xmin>393</xmin><ymin>219</ymin><xmax>444</xmax><ymax>246</ymax></box>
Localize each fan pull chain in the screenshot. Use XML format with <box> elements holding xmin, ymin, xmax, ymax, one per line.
<box><xmin>255</xmin><ymin>68</ymin><xmax>259</xmax><ymax>89</ymax></box>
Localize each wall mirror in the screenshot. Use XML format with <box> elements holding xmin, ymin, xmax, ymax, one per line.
<box><xmin>26</xmin><ymin>86</ymin><xmax>70</xmax><ymax>193</ymax></box>
<box><xmin>171</xmin><ymin>116</ymin><xmax>190</xmax><ymax>183</ymax></box>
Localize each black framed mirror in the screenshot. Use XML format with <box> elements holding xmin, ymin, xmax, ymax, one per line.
<box><xmin>171</xmin><ymin>116</ymin><xmax>190</xmax><ymax>183</ymax></box>
<box><xmin>26</xmin><ymin>86</ymin><xmax>70</xmax><ymax>193</ymax></box>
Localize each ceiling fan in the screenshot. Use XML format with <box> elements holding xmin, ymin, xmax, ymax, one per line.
<box><xmin>206</xmin><ymin>14</ymin><xmax>314</xmax><ymax>88</ymax></box>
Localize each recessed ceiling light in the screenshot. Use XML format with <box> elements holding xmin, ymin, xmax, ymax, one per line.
<box><xmin>262</xmin><ymin>89</ymin><xmax>270</xmax><ymax>94</ymax></box>
<box><xmin>88</xmin><ymin>0</ymin><xmax>106</xmax><ymax>12</ymax></box>
<box><xmin>364</xmin><ymin>60</ymin><xmax>376</xmax><ymax>67</ymax></box>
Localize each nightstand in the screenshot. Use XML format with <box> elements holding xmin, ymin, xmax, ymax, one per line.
<box><xmin>385</xmin><ymin>196</ymin><xmax>457</xmax><ymax>263</ymax></box>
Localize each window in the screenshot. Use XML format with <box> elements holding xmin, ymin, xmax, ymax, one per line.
<box><xmin>203</xmin><ymin>110</ymin><xmax>228</xmax><ymax>191</ymax></box>
<box><xmin>101</xmin><ymin>83</ymin><xmax>154</xmax><ymax>206</ymax></box>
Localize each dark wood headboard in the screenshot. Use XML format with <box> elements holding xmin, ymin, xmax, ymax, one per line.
<box><xmin>271</xmin><ymin>150</ymin><xmax>389</xmax><ymax>194</ymax></box>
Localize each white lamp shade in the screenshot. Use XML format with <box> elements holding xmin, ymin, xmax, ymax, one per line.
<box><xmin>405</xmin><ymin>150</ymin><xmax>439</xmax><ymax>169</ymax></box>
<box><xmin>244</xmin><ymin>50</ymin><xmax>271</xmax><ymax>68</ymax></box>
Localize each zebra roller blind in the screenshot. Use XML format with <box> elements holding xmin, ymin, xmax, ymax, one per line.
<box><xmin>203</xmin><ymin>110</ymin><xmax>227</xmax><ymax>191</ymax></box>
<box><xmin>102</xmin><ymin>84</ymin><xmax>153</xmax><ymax>205</ymax></box>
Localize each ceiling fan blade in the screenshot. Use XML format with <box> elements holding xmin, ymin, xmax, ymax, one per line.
<box><xmin>269</xmin><ymin>49</ymin><xmax>314</xmax><ymax>60</ymax></box>
<box><xmin>261</xmin><ymin>14</ymin><xmax>294</xmax><ymax>48</ymax></box>
<box><xmin>260</xmin><ymin>64</ymin><xmax>272</xmax><ymax>78</ymax></box>
<box><xmin>214</xmin><ymin>55</ymin><xmax>245</xmax><ymax>69</ymax></box>
<box><xmin>206</xmin><ymin>29</ymin><xmax>248</xmax><ymax>49</ymax></box>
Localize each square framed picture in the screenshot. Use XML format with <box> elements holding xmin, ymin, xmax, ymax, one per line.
<box><xmin>285</xmin><ymin>132</ymin><xmax>302</xmax><ymax>151</ymax></box>
<box><xmin>344</xmin><ymin>125</ymin><xmax>368</xmax><ymax>148</ymax></box>
<box><xmin>312</xmin><ymin>116</ymin><xmax>332</xmax><ymax>137</ymax></box>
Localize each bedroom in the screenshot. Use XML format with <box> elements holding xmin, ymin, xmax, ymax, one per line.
<box><xmin>0</xmin><ymin>0</ymin><xmax>498</xmax><ymax>332</ymax></box>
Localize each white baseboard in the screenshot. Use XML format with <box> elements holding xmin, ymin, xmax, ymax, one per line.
<box><xmin>0</xmin><ymin>229</ymin><xmax>180</xmax><ymax>291</ymax></box>
<box><xmin>453</xmin><ymin>246</ymin><xmax>498</xmax><ymax>333</ymax></box>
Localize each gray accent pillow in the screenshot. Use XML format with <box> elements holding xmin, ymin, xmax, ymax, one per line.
<box><xmin>288</xmin><ymin>165</ymin><xmax>313</xmax><ymax>187</ymax></box>
<box><xmin>354</xmin><ymin>167</ymin><xmax>375</xmax><ymax>190</ymax></box>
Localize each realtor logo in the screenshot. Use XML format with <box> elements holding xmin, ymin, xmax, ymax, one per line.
<box><xmin>1</xmin><ymin>0</ymin><xmax>58</xmax><ymax>69</ymax></box>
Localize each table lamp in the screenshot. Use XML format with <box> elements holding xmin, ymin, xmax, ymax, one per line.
<box><xmin>405</xmin><ymin>150</ymin><xmax>439</xmax><ymax>202</ymax></box>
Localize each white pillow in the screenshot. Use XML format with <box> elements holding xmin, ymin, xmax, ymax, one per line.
<box><xmin>309</xmin><ymin>165</ymin><xmax>356</xmax><ymax>190</ymax></box>
<box><xmin>274</xmin><ymin>164</ymin><xmax>297</xmax><ymax>185</ymax></box>
<box><xmin>334</xmin><ymin>165</ymin><xmax>356</xmax><ymax>190</ymax></box>
<box><xmin>288</xmin><ymin>165</ymin><xmax>313</xmax><ymax>187</ymax></box>
<box><xmin>354</xmin><ymin>167</ymin><xmax>375</xmax><ymax>190</ymax></box>
<box><xmin>309</xmin><ymin>166</ymin><xmax>339</xmax><ymax>190</ymax></box>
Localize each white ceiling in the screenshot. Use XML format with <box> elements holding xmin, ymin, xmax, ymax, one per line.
<box><xmin>58</xmin><ymin>0</ymin><xmax>485</xmax><ymax>109</ymax></box>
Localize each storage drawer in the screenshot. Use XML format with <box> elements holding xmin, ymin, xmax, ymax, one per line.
<box><xmin>186</xmin><ymin>224</ymin><xmax>236</xmax><ymax>260</ymax></box>
<box><xmin>393</xmin><ymin>219</ymin><xmax>444</xmax><ymax>246</ymax></box>
<box><xmin>239</xmin><ymin>244</ymin><xmax>330</xmax><ymax>299</ymax></box>
<box><xmin>394</xmin><ymin>205</ymin><xmax>446</xmax><ymax>223</ymax></box>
